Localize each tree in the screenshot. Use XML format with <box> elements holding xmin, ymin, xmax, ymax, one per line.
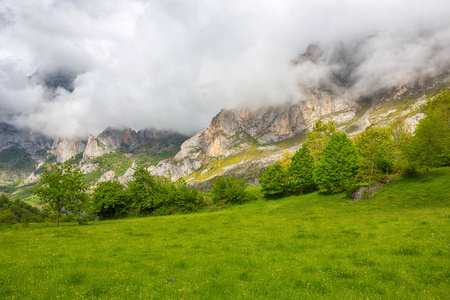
<box><xmin>260</xmin><ymin>164</ymin><xmax>290</xmax><ymax>198</ymax></box>
<box><xmin>33</xmin><ymin>162</ymin><xmax>88</xmax><ymax>226</ymax></box>
<box><xmin>92</xmin><ymin>181</ymin><xmax>129</xmax><ymax>218</ymax></box>
<box><xmin>387</xmin><ymin>118</ymin><xmax>412</xmax><ymax>173</ymax></box>
<box><xmin>405</xmin><ymin>91</ymin><xmax>450</xmax><ymax>178</ymax></box>
<box><xmin>304</xmin><ymin>120</ymin><xmax>336</xmax><ymax>161</ymax></box>
<box><xmin>313</xmin><ymin>132</ymin><xmax>359</xmax><ymax>192</ymax></box>
<box><xmin>126</xmin><ymin>167</ymin><xmax>169</xmax><ymax>214</ymax></box>
<box><xmin>126</xmin><ymin>167</ymin><xmax>202</xmax><ymax>215</ymax></box>
<box><xmin>407</xmin><ymin>113</ymin><xmax>449</xmax><ymax>178</ymax></box>
<box><xmin>211</xmin><ymin>176</ymin><xmax>254</xmax><ymax>205</ymax></box>
<box><xmin>287</xmin><ymin>146</ymin><xmax>316</xmax><ymax>194</ymax></box>
<box><xmin>171</xmin><ymin>179</ymin><xmax>203</xmax><ymax>212</ymax></box>
<box><xmin>354</xmin><ymin>127</ymin><xmax>392</xmax><ymax>185</ymax></box>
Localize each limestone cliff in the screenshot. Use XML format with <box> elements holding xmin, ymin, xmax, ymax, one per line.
<box><xmin>149</xmin><ymin>93</ymin><xmax>360</xmax><ymax>181</ymax></box>
<box><xmin>0</xmin><ymin>122</ymin><xmax>53</xmax><ymax>156</ymax></box>
<box><xmin>82</xmin><ymin>127</ymin><xmax>185</xmax><ymax>161</ymax></box>
<box><xmin>51</xmin><ymin>138</ymin><xmax>87</xmax><ymax>162</ymax></box>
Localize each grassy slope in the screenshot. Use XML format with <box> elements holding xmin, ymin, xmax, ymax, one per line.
<box><xmin>0</xmin><ymin>168</ymin><xmax>449</xmax><ymax>299</ymax></box>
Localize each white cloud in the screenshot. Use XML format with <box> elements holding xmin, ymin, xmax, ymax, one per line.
<box><xmin>0</xmin><ymin>0</ymin><xmax>449</xmax><ymax>137</ymax></box>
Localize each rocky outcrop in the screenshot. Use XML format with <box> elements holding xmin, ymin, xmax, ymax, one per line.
<box><xmin>96</xmin><ymin>170</ymin><xmax>116</xmax><ymax>185</ymax></box>
<box><xmin>82</xmin><ymin>127</ymin><xmax>186</xmax><ymax>161</ymax></box>
<box><xmin>83</xmin><ymin>134</ymin><xmax>110</xmax><ymax>161</ymax></box>
<box><xmin>149</xmin><ymin>94</ymin><xmax>359</xmax><ymax>181</ymax></box>
<box><xmin>118</xmin><ymin>161</ymin><xmax>137</xmax><ymax>184</ymax></box>
<box><xmin>80</xmin><ymin>163</ymin><xmax>99</xmax><ymax>174</ymax></box>
<box><xmin>18</xmin><ymin>172</ymin><xmax>41</xmax><ymax>187</ymax></box>
<box><xmin>0</xmin><ymin>122</ymin><xmax>53</xmax><ymax>156</ymax></box>
<box><xmin>51</xmin><ymin>138</ymin><xmax>87</xmax><ymax>162</ymax></box>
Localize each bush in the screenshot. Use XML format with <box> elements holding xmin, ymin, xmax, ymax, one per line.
<box><xmin>92</xmin><ymin>181</ymin><xmax>129</xmax><ymax>218</ymax></box>
<box><xmin>0</xmin><ymin>194</ymin><xmax>43</xmax><ymax>225</ymax></box>
<box><xmin>0</xmin><ymin>209</ymin><xmax>17</xmax><ymax>226</ymax></box>
<box><xmin>259</xmin><ymin>164</ymin><xmax>290</xmax><ymax>198</ymax></box>
<box><xmin>211</xmin><ymin>176</ymin><xmax>254</xmax><ymax>205</ymax></box>
<box><xmin>126</xmin><ymin>167</ymin><xmax>203</xmax><ymax>216</ymax></box>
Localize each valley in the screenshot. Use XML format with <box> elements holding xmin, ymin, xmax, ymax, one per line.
<box><xmin>1</xmin><ymin>168</ymin><xmax>448</xmax><ymax>299</ymax></box>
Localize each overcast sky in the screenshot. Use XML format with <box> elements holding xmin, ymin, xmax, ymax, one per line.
<box><xmin>1</xmin><ymin>0</ymin><xmax>449</xmax><ymax>137</ymax></box>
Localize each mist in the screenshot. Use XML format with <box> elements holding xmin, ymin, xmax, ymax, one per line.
<box><xmin>1</xmin><ymin>0</ymin><xmax>449</xmax><ymax>137</ymax></box>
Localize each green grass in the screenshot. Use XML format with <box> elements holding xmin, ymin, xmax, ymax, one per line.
<box><xmin>0</xmin><ymin>168</ymin><xmax>449</xmax><ymax>299</ymax></box>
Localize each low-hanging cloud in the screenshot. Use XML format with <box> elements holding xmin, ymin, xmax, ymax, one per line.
<box><xmin>1</xmin><ymin>0</ymin><xmax>449</xmax><ymax>137</ymax></box>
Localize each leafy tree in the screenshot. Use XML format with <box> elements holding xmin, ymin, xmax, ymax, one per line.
<box><xmin>287</xmin><ymin>146</ymin><xmax>316</xmax><ymax>194</ymax></box>
<box><xmin>279</xmin><ymin>150</ymin><xmax>294</xmax><ymax>168</ymax></box>
<box><xmin>354</xmin><ymin>127</ymin><xmax>392</xmax><ymax>184</ymax></box>
<box><xmin>405</xmin><ymin>92</ymin><xmax>450</xmax><ymax>178</ymax></box>
<box><xmin>211</xmin><ymin>176</ymin><xmax>254</xmax><ymax>205</ymax></box>
<box><xmin>33</xmin><ymin>162</ymin><xmax>88</xmax><ymax>226</ymax></box>
<box><xmin>313</xmin><ymin>132</ymin><xmax>359</xmax><ymax>192</ymax></box>
<box><xmin>304</xmin><ymin>120</ymin><xmax>336</xmax><ymax>161</ymax></box>
<box><xmin>0</xmin><ymin>209</ymin><xmax>17</xmax><ymax>226</ymax></box>
<box><xmin>387</xmin><ymin>118</ymin><xmax>412</xmax><ymax>173</ymax></box>
<box><xmin>171</xmin><ymin>179</ymin><xmax>203</xmax><ymax>212</ymax></box>
<box><xmin>127</xmin><ymin>167</ymin><xmax>168</xmax><ymax>214</ymax></box>
<box><xmin>407</xmin><ymin>113</ymin><xmax>449</xmax><ymax>178</ymax></box>
<box><xmin>92</xmin><ymin>181</ymin><xmax>129</xmax><ymax>218</ymax></box>
<box><xmin>127</xmin><ymin>167</ymin><xmax>202</xmax><ymax>215</ymax></box>
<box><xmin>260</xmin><ymin>164</ymin><xmax>290</xmax><ymax>198</ymax></box>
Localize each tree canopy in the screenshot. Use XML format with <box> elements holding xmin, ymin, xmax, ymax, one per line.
<box><xmin>33</xmin><ymin>162</ymin><xmax>88</xmax><ymax>226</ymax></box>
<box><xmin>313</xmin><ymin>132</ymin><xmax>359</xmax><ymax>192</ymax></box>
<box><xmin>304</xmin><ymin>120</ymin><xmax>336</xmax><ymax>161</ymax></box>
<box><xmin>287</xmin><ymin>146</ymin><xmax>316</xmax><ymax>194</ymax></box>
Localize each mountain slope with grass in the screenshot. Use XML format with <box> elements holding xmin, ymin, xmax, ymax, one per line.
<box><xmin>1</xmin><ymin>167</ymin><xmax>448</xmax><ymax>299</ymax></box>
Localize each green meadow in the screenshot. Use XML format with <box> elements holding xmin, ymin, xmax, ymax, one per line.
<box><xmin>1</xmin><ymin>168</ymin><xmax>449</xmax><ymax>299</ymax></box>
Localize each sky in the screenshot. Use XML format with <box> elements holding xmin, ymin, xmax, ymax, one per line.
<box><xmin>0</xmin><ymin>0</ymin><xmax>449</xmax><ymax>137</ymax></box>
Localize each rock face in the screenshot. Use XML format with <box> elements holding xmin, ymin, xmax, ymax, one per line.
<box><xmin>96</xmin><ymin>170</ymin><xmax>116</xmax><ymax>185</ymax></box>
<box><xmin>83</xmin><ymin>127</ymin><xmax>185</xmax><ymax>161</ymax></box>
<box><xmin>0</xmin><ymin>122</ymin><xmax>53</xmax><ymax>156</ymax></box>
<box><xmin>83</xmin><ymin>134</ymin><xmax>110</xmax><ymax>161</ymax></box>
<box><xmin>51</xmin><ymin>138</ymin><xmax>87</xmax><ymax>162</ymax></box>
<box><xmin>149</xmin><ymin>94</ymin><xmax>360</xmax><ymax>181</ymax></box>
<box><xmin>118</xmin><ymin>161</ymin><xmax>137</xmax><ymax>184</ymax></box>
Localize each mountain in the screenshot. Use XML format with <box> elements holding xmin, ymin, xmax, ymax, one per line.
<box><xmin>0</xmin><ymin>125</ymin><xmax>188</xmax><ymax>189</ymax></box>
<box><xmin>0</xmin><ymin>122</ymin><xmax>53</xmax><ymax>184</ymax></box>
<box><xmin>1</xmin><ymin>43</ymin><xmax>449</xmax><ymax>198</ymax></box>
<box><xmin>149</xmin><ymin>74</ymin><xmax>449</xmax><ymax>187</ymax></box>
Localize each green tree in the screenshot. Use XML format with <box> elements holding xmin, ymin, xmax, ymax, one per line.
<box><xmin>171</xmin><ymin>179</ymin><xmax>203</xmax><ymax>212</ymax></box>
<box><xmin>33</xmin><ymin>162</ymin><xmax>88</xmax><ymax>226</ymax></box>
<box><xmin>211</xmin><ymin>176</ymin><xmax>254</xmax><ymax>205</ymax></box>
<box><xmin>354</xmin><ymin>127</ymin><xmax>392</xmax><ymax>185</ymax></box>
<box><xmin>387</xmin><ymin>118</ymin><xmax>412</xmax><ymax>173</ymax></box>
<box><xmin>313</xmin><ymin>132</ymin><xmax>359</xmax><ymax>192</ymax></box>
<box><xmin>92</xmin><ymin>181</ymin><xmax>129</xmax><ymax>218</ymax></box>
<box><xmin>407</xmin><ymin>114</ymin><xmax>449</xmax><ymax>178</ymax></box>
<box><xmin>287</xmin><ymin>146</ymin><xmax>316</xmax><ymax>194</ymax></box>
<box><xmin>127</xmin><ymin>167</ymin><xmax>168</xmax><ymax>214</ymax></box>
<box><xmin>260</xmin><ymin>164</ymin><xmax>290</xmax><ymax>198</ymax></box>
<box><xmin>405</xmin><ymin>91</ymin><xmax>450</xmax><ymax>178</ymax></box>
<box><xmin>304</xmin><ymin>120</ymin><xmax>336</xmax><ymax>161</ymax></box>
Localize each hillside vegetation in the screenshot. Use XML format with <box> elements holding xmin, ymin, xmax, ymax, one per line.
<box><xmin>1</xmin><ymin>168</ymin><xmax>448</xmax><ymax>299</ymax></box>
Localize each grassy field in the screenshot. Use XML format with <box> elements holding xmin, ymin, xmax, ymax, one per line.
<box><xmin>0</xmin><ymin>168</ymin><xmax>449</xmax><ymax>299</ymax></box>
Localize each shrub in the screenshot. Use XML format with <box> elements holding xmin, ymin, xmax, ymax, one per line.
<box><xmin>259</xmin><ymin>164</ymin><xmax>290</xmax><ymax>198</ymax></box>
<box><xmin>211</xmin><ymin>176</ymin><xmax>254</xmax><ymax>205</ymax></box>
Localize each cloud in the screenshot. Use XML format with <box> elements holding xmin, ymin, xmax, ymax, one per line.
<box><xmin>1</xmin><ymin>0</ymin><xmax>449</xmax><ymax>137</ymax></box>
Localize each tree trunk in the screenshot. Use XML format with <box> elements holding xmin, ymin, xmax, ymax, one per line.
<box><xmin>56</xmin><ymin>211</ymin><xmax>60</xmax><ymax>227</ymax></box>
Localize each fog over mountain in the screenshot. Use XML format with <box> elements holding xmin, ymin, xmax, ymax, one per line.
<box><xmin>1</xmin><ymin>0</ymin><xmax>449</xmax><ymax>137</ymax></box>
